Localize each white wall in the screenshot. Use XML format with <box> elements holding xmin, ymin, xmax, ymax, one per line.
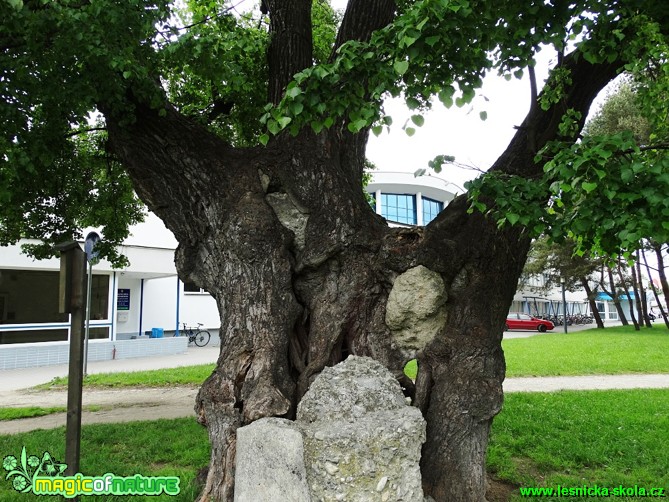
<box><xmin>115</xmin><ymin>275</ymin><xmax>143</xmax><ymax>338</ymax></box>
<box><xmin>181</xmin><ymin>292</ymin><xmax>220</xmax><ymax>330</ymax></box>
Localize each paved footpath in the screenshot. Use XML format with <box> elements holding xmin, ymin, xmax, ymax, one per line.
<box><xmin>1</xmin><ymin>343</ymin><xmax>668</xmax><ymax>434</ymax></box>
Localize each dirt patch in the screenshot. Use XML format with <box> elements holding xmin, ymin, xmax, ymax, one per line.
<box><xmin>487</xmin><ymin>475</ymin><xmax>520</xmax><ymax>502</ymax></box>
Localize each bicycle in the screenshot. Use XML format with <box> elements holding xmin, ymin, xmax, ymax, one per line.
<box><xmin>178</xmin><ymin>323</ymin><xmax>211</xmax><ymax>347</ymax></box>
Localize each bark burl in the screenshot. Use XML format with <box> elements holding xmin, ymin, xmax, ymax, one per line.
<box><xmin>103</xmin><ymin>1</ymin><xmax>622</xmax><ymax>500</ymax></box>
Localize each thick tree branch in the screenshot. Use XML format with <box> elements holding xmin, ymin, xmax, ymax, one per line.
<box><xmin>266</xmin><ymin>0</ymin><xmax>313</xmax><ymax>104</ymax></box>
<box><xmin>331</xmin><ymin>0</ymin><xmax>396</xmax><ymax>58</ymax></box>
<box><xmin>492</xmin><ymin>51</ymin><xmax>619</xmax><ymax>178</ymax></box>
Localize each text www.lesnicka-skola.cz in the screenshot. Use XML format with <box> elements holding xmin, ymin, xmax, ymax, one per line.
<box><xmin>519</xmin><ymin>485</ymin><xmax>666</xmax><ymax>498</ymax></box>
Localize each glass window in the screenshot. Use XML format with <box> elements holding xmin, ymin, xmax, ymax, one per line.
<box><xmin>0</xmin><ymin>329</ymin><xmax>68</xmax><ymax>344</ymax></box>
<box><xmin>89</xmin><ymin>327</ymin><xmax>110</xmax><ymax>340</ymax></box>
<box><xmin>183</xmin><ymin>281</ymin><xmax>206</xmax><ymax>294</ymax></box>
<box><xmin>90</xmin><ymin>274</ymin><xmax>109</xmax><ymax>320</ymax></box>
<box><xmin>381</xmin><ymin>194</ymin><xmax>416</xmax><ymax>225</ymax></box>
<box><xmin>0</xmin><ymin>269</ymin><xmax>69</xmax><ymax>324</ymax></box>
<box><xmin>422</xmin><ymin>197</ymin><xmax>443</xmax><ymax>225</ymax></box>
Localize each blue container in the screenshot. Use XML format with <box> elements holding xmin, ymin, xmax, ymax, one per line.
<box><xmin>150</xmin><ymin>328</ymin><xmax>164</xmax><ymax>338</ymax></box>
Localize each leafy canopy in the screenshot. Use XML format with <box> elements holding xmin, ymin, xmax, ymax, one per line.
<box><xmin>466</xmin><ymin>20</ymin><xmax>669</xmax><ymax>258</ymax></box>
<box><xmin>1</xmin><ymin>0</ymin><xmax>668</xmax><ymax>264</ymax></box>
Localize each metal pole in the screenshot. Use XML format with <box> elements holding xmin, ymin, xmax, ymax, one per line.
<box><xmin>61</xmin><ymin>245</ymin><xmax>86</xmax><ymax>477</ymax></box>
<box><xmin>561</xmin><ymin>278</ymin><xmax>568</xmax><ymax>334</ymax></box>
<box><xmin>84</xmin><ymin>260</ymin><xmax>92</xmax><ymax>376</ymax></box>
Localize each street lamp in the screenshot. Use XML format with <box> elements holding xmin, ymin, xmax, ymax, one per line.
<box><xmin>560</xmin><ymin>277</ymin><xmax>568</xmax><ymax>334</ymax></box>
<box><xmin>83</xmin><ymin>231</ymin><xmax>101</xmax><ymax>376</ymax></box>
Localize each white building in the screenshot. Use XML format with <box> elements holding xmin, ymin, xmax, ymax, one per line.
<box><xmin>0</xmin><ymin>211</ymin><xmax>218</xmax><ymax>348</ymax></box>
<box><xmin>366</xmin><ymin>171</ymin><xmax>460</xmax><ymax>226</ymax></box>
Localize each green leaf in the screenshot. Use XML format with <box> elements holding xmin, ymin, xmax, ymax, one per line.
<box><xmin>405</xmin><ymin>127</ymin><xmax>416</xmax><ymax>137</ymax></box>
<box><xmin>347</xmin><ymin>119</ymin><xmax>368</xmax><ymax>133</ymax></box>
<box><xmin>411</xmin><ymin>114</ymin><xmax>425</xmax><ymax>127</ymax></box>
<box><xmin>406</xmin><ymin>97</ymin><xmax>420</xmax><ymax>110</ymax></box>
<box><xmin>393</xmin><ymin>60</ymin><xmax>409</xmax><ymax>75</ymax></box>
<box><xmin>506</xmin><ymin>213</ymin><xmax>520</xmax><ymax>225</ymax></box>
<box><xmin>278</xmin><ymin>117</ymin><xmax>292</xmax><ymax>129</ymax></box>
<box><xmin>267</xmin><ymin>119</ymin><xmax>280</xmax><ymax>135</ymax></box>
<box><xmin>581</xmin><ymin>182</ymin><xmax>597</xmax><ymax>193</ymax></box>
<box><xmin>371</xmin><ymin>125</ymin><xmax>383</xmax><ymax>136</ymax></box>
<box><xmin>285</xmin><ymin>85</ymin><xmax>302</xmax><ymax>99</ymax></box>
<box><xmin>310</xmin><ymin>122</ymin><xmax>323</xmax><ymax>134</ymax></box>
<box><xmin>259</xmin><ymin>134</ymin><xmax>270</xmax><ymax>146</ymax></box>
<box><xmin>401</xmin><ymin>36</ymin><xmax>418</xmax><ymax>48</ymax></box>
<box><xmin>479</xmin><ymin>111</ymin><xmax>487</xmax><ymax>121</ymax></box>
<box><xmin>289</xmin><ymin>102</ymin><xmax>304</xmax><ymax>115</ymax></box>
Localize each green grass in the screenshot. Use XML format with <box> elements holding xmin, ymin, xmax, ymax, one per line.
<box><xmin>0</xmin><ymin>418</ymin><xmax>209</xmax><ymax>501</ymax></box>
<box><xmin>38</xmin><ymin>363</ymin><xmax>216</xmax><ymax>389</ymax></box>
<box><xmin>503</xmin><ymin>325</ymin><xmax>669</xmax><ymax>377</ymax></box>
<box><xmin>0</xmin><ymin>405</ymin><xmax>105</xmax><ymax>421</ymax></box>
<box><xmin>3</xmin><ymin>390</ymin><xmax>664</xmax><ymax>501</ymax></box>
<box><xmin>488</xmin><ymin>388</ymin><xmax>669</xmax><ymax>501</ymax></box>
<box><xmin>404</xmin><ymin>325</ymin><xmax>669</xmax><ymax>380</ymax></box>
<box><xmin>0</xmin><ymin>407</ymin><xmax>66</xmax><ymax>421</ymax></box>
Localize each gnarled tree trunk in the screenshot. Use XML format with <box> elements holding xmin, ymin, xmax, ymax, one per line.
<box><xmin>102</xmin><ymin>2</ymin><xmax>622</xmax><ymax>500</ymax></box>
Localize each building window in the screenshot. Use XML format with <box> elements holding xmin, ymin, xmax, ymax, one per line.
<box><xmin>183</xmin><ymin>281</ymin><xmax>206</xmax><ymax>294</ymax></box>
<box><xmin>422</xmin><ymin>197</ymin><xmax>443</xmax><ymax>225</ymax></box>
<box><xmin>0</xmin><ymin>269</ymin><xmax>70</xmax><ymax>325</ymax></box>
<box><xmin>381</xmin><ymin>194</ymin><xmax>416</xmax><ymax>225</ymax></box>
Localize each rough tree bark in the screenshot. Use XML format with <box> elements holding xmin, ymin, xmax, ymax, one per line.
<box><xmin>102</xmin><ymin>2</ymin><xmax>623</xmax><ymax>500</ymax></box>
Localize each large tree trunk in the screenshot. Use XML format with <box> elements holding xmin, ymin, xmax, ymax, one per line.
<box><xmin>103</xmin><ymin>6</ymin><xmax>620</xmax><ymax>502</ymax></box>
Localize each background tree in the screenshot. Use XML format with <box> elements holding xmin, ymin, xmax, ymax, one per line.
<box><xmin>522</xmin><ymin>237</ymin><xmax>605</xmax><ymax>328</ymax></box>
<box><xmin>2</xmin><ymin>1</ymin><xmax>669</xmax><ymax>500</ymax></box>
<box><xmin>598</xmin><ymin>263</ymin><xmax>630</xmax><ymax>325</ymax></box>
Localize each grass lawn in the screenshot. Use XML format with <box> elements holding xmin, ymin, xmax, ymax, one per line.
<box><xmin>488</xmin><ymin>388</ymin><xmax>669</xmax><ymax>501</ymax></box>
<box><xmin>404</xmin><ymin>325</ymin><xmax>669</xmax><ymax>380</ymax></box>
<box><xmin>38</xmin><ymin>363</ymin><xmax>216</xmax><ymax>389</ymax></box>
<box><xmin>0</xmin><ymin>405</ymin><xmax>104</xmax><ymax>421</ymax></box>
<box><xmin>503</xmin><ymin>325</ymin><xmax>669</xmax><ymax>377</ymax></box>
<box><xmin>2</xmin><ymin>390</ymin><xmax>665</xmax><ymax>501</ymax></box>
<box><xmin>0</xmin><ymin>407</ymin><xmax>66</xmax><ymax>421</ymax></box>
<box><xmin>0</xmin><ymin>418</ymin><xmax>209</xmax><ymax>501</ymax></box>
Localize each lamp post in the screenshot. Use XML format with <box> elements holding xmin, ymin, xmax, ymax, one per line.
<box><xmin>561</xmin><ymin>277</ymin><xmax>568</xmax><ymax>334</ymax></box>
<box><xmin>83</xmin><ymin>232</ymin><xmax>101</xmax><ymax>376</ymax></box>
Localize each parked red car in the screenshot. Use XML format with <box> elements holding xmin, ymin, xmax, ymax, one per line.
<box><xmin>505</xmin><ymin>312</ymin><xmax>554</xmax><ymax>332</ymax></box>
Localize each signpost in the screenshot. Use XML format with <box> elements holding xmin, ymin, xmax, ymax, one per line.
<box><xmin>56</xmin><ymin>241</ymin><xmax>87</xmax><ymax>477</ymax></box>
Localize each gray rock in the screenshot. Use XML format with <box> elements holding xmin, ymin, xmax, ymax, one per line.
<box><xmin>234</xmin><ymin>418</ymin><xmax>310</xmax><ymax>502</ymax></box>
<box><xmin>297</xmin><ymin>356</ymin><xmax>407</xmax><ymax>424</ymax></box>
<box><xmin>235</xmin><ymin>356</ymin><xmax>426</xmax><ymax>502</ymax></box>
<box><xmin>385</xmin><ymin>265</ymin><xmax>447</xmax><ymax>359</ymax></box>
